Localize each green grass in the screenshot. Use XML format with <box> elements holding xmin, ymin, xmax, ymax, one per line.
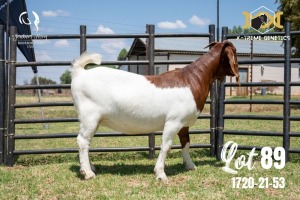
<box><xmin>1</xmin><ymin>94</ymin><xmax>300</xmax><ymax>199</ymax></box>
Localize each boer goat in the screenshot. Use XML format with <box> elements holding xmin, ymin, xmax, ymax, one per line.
<box><xmin>71</xmin><ymin>41</ymin><xmax>240</xmax><ymax>183</ymax></box>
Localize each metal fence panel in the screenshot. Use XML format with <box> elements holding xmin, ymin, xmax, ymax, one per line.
<box><xmin>4</xmin><ymin>24</ymin><xmax>215</xmax><ymax>166</ymax></box>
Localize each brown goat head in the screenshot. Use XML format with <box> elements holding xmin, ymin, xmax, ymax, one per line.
<box><xmin>206</xmin><ymin>41</ymin><xmax>240</xmax><ymax>84</ymax></box>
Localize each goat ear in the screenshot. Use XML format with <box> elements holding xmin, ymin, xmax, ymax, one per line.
<box><xmin>204</xmin><ymin>42</ymin><xmax>218</xmax><ymax>49</ymax></box>
<box><xmin>224</xmin><ymin>46</ymin><xmax>240</xmax><ymax>85</ymax></box>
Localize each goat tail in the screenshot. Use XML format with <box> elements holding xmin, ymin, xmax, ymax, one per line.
<box><xmin>71</xmin><ymin>52</ymin><xmax>102</xmax><ymax>75</ymax></box>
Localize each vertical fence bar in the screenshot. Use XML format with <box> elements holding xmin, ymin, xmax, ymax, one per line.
<box><xmin>146</xmin><ymin>24</ymin><xmax>155</xmax><ymax>159</ymax></box>
<box><xmin>216</xmin><ymin>27</ymin><xmax>228</xmax><ymax>160</ymax></box>
<box><xmin>208</xmin><ymin>24</ymin><xmax>216</xmax><ymax>156</ymax></box>
<box><xmin>5</xmin><ymin>0</ymin><xmax>10</xmax><ymax>165</ymax></box>
<box><xmin>80</xmin><ymin>25</ymin><xmax>87</xmax><ymax>54</ymax></box>
<box><xmin>4</xmin><ymin>30</ymin><xmax>9</xmax><ymax>165</ymax></box>
<box><xmin>0</xmin><ymin>25</ymin><xmax>5</xmax><ymax>164</ymax></box>
<box><xmin>7</xmin><ymin>26</ymin><xmax>17</xmax><ymax>166</ymax></box>
<box><xmin>146</xmin><ymin>24</ymin><xmax>155</xmax><ymax>75</ymax></box>
<box><xmin>283</xmin><ymin>22</ymin><xmax>291</xmax><ymax>162</ymax></box>
<box><xmin>221</xmin><ymin>27</ymin><xmax>228</xmax><ymax>44</ymax></box>
<box><xmin>217</xmin><ymin>81</ymin><xmax>225</xmax><ymax>160</ymax></box>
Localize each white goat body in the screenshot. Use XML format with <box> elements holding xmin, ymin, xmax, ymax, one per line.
<box><xmin>72</xmin><ymin>63</ymin><xmax>198</xmax><ymax>134</ymax></box>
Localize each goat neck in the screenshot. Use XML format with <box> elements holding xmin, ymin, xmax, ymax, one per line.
<box><xmin>146</xmin><ymin>41</ymin><xmax>238</xmax><ymax>112</ymax></box>
<box><xmin>183</xmin><ymin>51</ymin><xmax>221</xmax><ymax>111</ymax></box>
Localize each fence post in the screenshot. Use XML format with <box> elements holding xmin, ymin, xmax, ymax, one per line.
<box><xmin>216</xmin><ymin>27</ymin><xmax>228</xmax><ymax>160</ymax></box>
<box><xmin>146</xmin><ymin>24</ymin><xmax>155</xmax><ymax>75</ymax></box>
<box><xmin>80</xmin><ymin>25</ymin><xmax>87</xmax><ymax>54</ymax></box>
<box><xmin>146</xmin><ymin>24</ymin><xmax>155</xmax><ymax>159</ymax></box>
<box><xmin>7</xmin><ymin>26</ymin><xmax>17</xmax><ymax>166</ymax></box>
<box><xmin>208</xmin><ymin>24</ymin><xmax>216</xmax><ymax>156</ymax></box>
<box><xmin>0</xmin><ymin>25</ymin><xmax>5</xmax><ymax>164</ymax></box>
<box><xmin>283</xmin><ymin>21</ymin><xmax>291</xmax><ymax>162</ymax></box>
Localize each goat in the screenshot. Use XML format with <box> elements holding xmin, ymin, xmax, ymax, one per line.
<box><xmin>71</xmin><ymin>40</ymin><xmax>240</xmax><ymax>183</ymax></box>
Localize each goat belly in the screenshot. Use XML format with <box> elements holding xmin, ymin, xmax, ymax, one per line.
<box><xmin>100</xmin><ymin>115</ymin><xmax>165</xmax><ymax>134</ymax></box>
<box><xmin>72</xmin><ymin>67</ymin><xmax>199</xmax><ymax>134</ymax></box>
<box><xmin>99</xmin><ymin>85</ymin><xmax>198</xmax><ymax>134</ymax></box>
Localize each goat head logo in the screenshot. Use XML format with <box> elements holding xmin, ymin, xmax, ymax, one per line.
<box><xmin>251</xmin><ymin>14</ymin><xmax>268</xmax><ymax>30</ymax></box>
<box><xmin>243</xmin><ymin>6</ymin><xmax>283</xmax><ymax>34</ymax></box>
<box><xmin>19</xmin><ymin>11</ymin><xmax>40</xmax><ymax>32</ymax></box>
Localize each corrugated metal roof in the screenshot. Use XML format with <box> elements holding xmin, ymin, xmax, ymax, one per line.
<box><xmin>231</xmin><ymin>39</ymin><xmax>284</xmax><ymax>55</ymax></box>
<box><xmin>137</xmin><ymin>38</ymin><xmax>284</xmax><ymax>56</ymax></box>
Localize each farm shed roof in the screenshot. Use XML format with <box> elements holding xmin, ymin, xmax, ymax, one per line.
<box><xmin>127</xmin><ymin>38</ymin><xmax>284</xmax><ymax>58</ymax></box>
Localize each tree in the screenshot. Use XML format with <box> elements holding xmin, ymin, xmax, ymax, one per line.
<box><xmin>31</xmin><ymin>76</ymin><xmax>56</xmax><ymax>85</ymax></box>
<box><xmin>276</xmin><ymin>0</ymin><xmax>300</xmax><ymax>57</ymax></box>
<box><xmin>228</xmin><ymin>25</ymin><xmax>274</xmax><ymax>35</ymax></box>
<box><xmin>30</xmin><ymin>76</ymin><xmax>57</xmax><ymax>96</ymax></box>
<box><xmin>228</xmin><ymin>26</ymin><xmax>246</xmax><ymax>34</ymax></box>
<box><xmin>118</xmin><ymin>48</ymin><xmax>127</xmax><ymax>61</ymax></box>
<box><xmin>60</xmin><ymin>70</ymin><xmax>72</xmax><ymax>84</ymax></box>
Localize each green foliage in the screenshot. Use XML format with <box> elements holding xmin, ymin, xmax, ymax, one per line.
<box><xmin>276</xmin><ymin>0</ymin><xmax>300</xmax><ymax>57</ymax></box>
<box><xmin>228</xmin><ymin>25</ymin><xmax>275</xmax><ymax>35</ymax></box>
<box><xmin>276</xmin><ymin>0</ymin><xmax>300</xmax><ymax>23</ymax></box>
<box><xmin>118</xmin><ymin>48</ymin><xmax>127</xmax><ymax>61</ymax></box>
<box><xmin>60</xmin><ymin>70</ymin><xmax>72</xmax><ymax>84</ymax></box>
<box><xmin>30</xmin><ymin>76</ymin><xmax>56</xmax><ymax>85</ymax></box>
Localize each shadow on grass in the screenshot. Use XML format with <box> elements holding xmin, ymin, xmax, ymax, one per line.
<box><xmin>291</xmin><ymin>104</ymin><xmax>300</xmax><ymax>109</ymax></box>
<box><xmin>69</xmin><ymin>149</ymin><xmax>223</xmax><ymax>179</ymax></box>
<box><xmin>15</xmin><ymin>148</ymin><xmax>300</xmax><ymax>169</ymax></box>
<box><xmin>69</xmin><ymin>158</ymin><xmax>221</xmax><ymax>179</ymax></box>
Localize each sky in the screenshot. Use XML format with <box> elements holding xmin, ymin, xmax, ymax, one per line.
<box><xmin>13</xmin><ymin>0</ymin><xmax>280</xmax><ymax>84</ymax></box>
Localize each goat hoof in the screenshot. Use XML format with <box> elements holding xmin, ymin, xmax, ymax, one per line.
<box><xmin>155</xmin><ymin>173</ymin><xmax>169</xmax><ymax>184</ymax></box>
<box><xmin>185</xmin><ymin>162</ymin><xmax>197</xmax><ymax>171</ymax></box>
<box><xmin>80</xmin><ymin>169</ymin><xmax>96</xmax><ymax>180</ymax></box>
<box><xmin>156</xmin><ymin>176</ymin><xmax>169</xmax><ymax>184</ymax></box>
<box><xmin>84</xmin><ymin>171</ymin><xmax>96</xmax><ymax>180</ymax></box>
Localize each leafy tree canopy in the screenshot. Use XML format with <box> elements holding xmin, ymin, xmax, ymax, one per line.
<box><xmin>276</xmin><ymin>0</ymin><xmax>300</xmax><ymax>57</ymax></box>
<box><xmin>118</xmin><ymin>48</ymin><xmax>127</xmax><ymax>61</ymax></box>
<box><xmin>60</xmin><ymin>70</ymin><xmax>71</xmax><ymax>84</ymax></box>
<box><xmin>31</xmin><ymin>76</ymin><xmax>56</xmax><ymax>85</ymax></box>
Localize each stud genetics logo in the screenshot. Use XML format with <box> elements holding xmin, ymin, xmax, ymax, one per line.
<box><xmin>19</xmin><ymin>11</ymin><xmax>40</xmax><ymax>32</ymax></box>
<box><xmin>16</xmin><ymin>11</ymin><xmax>47</xmax><ymax>49</ymax></box>
<box><xmin>243</xmin><ymin>6</ymin><xmax>283</xmax><ymax>34</ymax></box>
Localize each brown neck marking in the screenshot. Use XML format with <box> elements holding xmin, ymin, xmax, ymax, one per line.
<box><xmin>146</xmin><ymin>47</ymin><xmax>221</xmax><ymax>112</ymax></box>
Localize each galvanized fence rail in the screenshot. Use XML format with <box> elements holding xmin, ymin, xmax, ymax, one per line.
<box><xmin>216</xmin><ymin>22</ymin><xmax>300</xmax><ymax>161</ymax></box>
<box><xmin>1</xmin><ymin>22</ymin><xmax>299</xmax><ymax>166</ymax></box>
<box><xmin>2</xmin><ymin>24</ymin><xmax>216</xmax><ymax>166</ymax></box>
